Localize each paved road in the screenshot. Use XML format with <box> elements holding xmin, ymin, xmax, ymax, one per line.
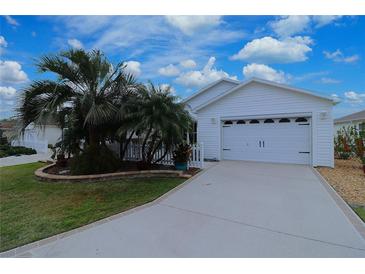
<box><xmin>12</xmin><ymin>161</ymin><xmax>365</xmax><ymax>257</ymax></box>
<box><xmin>0</xmin><ymin>150</ymin><xmax>52</xmax><ymax>167</ymax></box>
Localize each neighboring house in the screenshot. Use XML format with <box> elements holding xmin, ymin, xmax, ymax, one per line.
<box><xmin>334</xmin><ymin>109</ymin><xmax>365</xmax><ymax>134</ymax></box>
<box><xmin>22</xmin><ymin>123</ymin><xmax>63</xmax><ymax>146</ymax></box>
<box><xmin>12</xmin><ymin>122</ymin><xmax>63</xmax><ymax>153</ymax></box>
<box><xmin>184</xmin><ymin>77</ymin><xmax>335</xmax><ymax>167</ymax></box>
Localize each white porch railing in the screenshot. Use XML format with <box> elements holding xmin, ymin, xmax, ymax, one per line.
<box><xmin>107</xmin><ymin>142</ymin><xmax>204</xmax><ymax>168</ymax></box>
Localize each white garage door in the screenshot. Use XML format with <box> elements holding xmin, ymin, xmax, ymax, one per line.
<box><xmin>222</xmin><ymin>117</ymin><xmax>311</xmax><ymax>165</ymax></box>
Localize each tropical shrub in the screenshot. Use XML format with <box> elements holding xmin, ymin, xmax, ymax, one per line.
<box><xmin>70</xmin><ymin>145</ymin><xmax>120</xmax><ymax>175</ymax></box>
<box><xmin>18</xmin><ymin>49</ymin><xmax>140</xmax><ymax>174</ymax></box>
<box><xmin>335</xmin><ymin>125</ymin><xmax>365</xmax><ymax>160</ymax></box>
<box><xmin>17</xmin><ymin>49</ymin><xmax>192</xmax><ymax>174</ymax></box>
<box><xmin>131</xmin><ymin>83</ymin><xmax>192</xmax><ymax>167</ymax></box>
<box><xmin>173</xmin><ymin>143</ymin><xmax>192</xmax><ymax>163</ymax></box>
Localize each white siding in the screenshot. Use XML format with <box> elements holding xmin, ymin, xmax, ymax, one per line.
<box><xmin>186</xmin><ymin>81</ymin><xmax>238</xmax><ymax>110</ymax></box>
<box><xmin>196</xmin><ymin>82</ymin><xmax>334</xmax><ymax>167</ymax></box>
<box><xmin>23</xmin><ymin>125</ymin><xmax>62</xmax><ymax>146</ymax></box>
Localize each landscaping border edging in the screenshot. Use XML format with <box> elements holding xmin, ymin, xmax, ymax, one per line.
<box><xmin>34</xmin><ymin>163</ymin><xmax>191</xmax><ymax>182</ymax></box>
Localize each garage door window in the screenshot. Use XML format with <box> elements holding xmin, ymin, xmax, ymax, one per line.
<box><xmin>224</xmin><ymin>120</ymin><xmax>233</xmax><ymax>125</ymax></box>
<box><xmin>249</xmin><ymin>119</ymin><xmax>260</xmax><ymax>124</ymax></box>
<box><xmin>237</xmin><ymin>120</ymin><xmax>246</xmax><ymax>124</ymax></box>
<box><xmin>295</xmin><ymin>117</ymin><xmax>308</xmax><ymax>122</ymax></box>
<box><xmin>264</xmin><ymin>119</ymin><xmax>275</xmax><ymax>123</ymax></box>
<box><xmin>279</xmin><ymin>118</ymin><xmax>290</xmax><ymax>123</ymax></box>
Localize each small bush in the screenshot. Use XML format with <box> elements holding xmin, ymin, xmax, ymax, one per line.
<box><xmin>0</xmin><ymin>136</ymin><xmax>8</xmax><ymax>145</ymax></box>
<box><xmin>0</xmin><ymin>150</ymin><xmax>7</xmax><ymax>158</ymax></box>
<box><xmin>0</xmin><ymin>145</ymin><xmax>37</xmax><ymax>158</ymax></box>
<box><xmin>70</xmin><ymin>145</ymin><xmax>120</xmax><ymax>175</ymax></box>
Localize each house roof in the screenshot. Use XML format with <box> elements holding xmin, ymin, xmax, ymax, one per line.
<box><xmin>334</xmin><ymin>109</ymin><xmax>365</xmax><ymax>124</ymax></box>
<box><xmin>182</xmin><ymin>77</ymin><xmax>240</xmax><ymax>103</ymax></box>
<box><xmin>192</xmin><ymin>77</ymin><xmax>336</xmax><ymax>111</ymax></box>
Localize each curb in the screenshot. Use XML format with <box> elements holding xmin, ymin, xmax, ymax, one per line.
<box><xmin>0</xmin><ymin>162</ymin><xmax>216</xmax><ymax>257</ymax></box>
<box><xmin>312</xmin><ymin>167</ymin><xmax>365</xmax><ymax>241</ymax></box>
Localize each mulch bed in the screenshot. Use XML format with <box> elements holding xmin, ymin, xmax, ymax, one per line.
<box><xmin>317</xmin><ymin>158</ymin><xmax>365</xmax><ymax>206</ymax></box>
<box><xmin>45</xmin><ymin>160</ymin><xmax>200</xmax><ymax>176</ymax></box>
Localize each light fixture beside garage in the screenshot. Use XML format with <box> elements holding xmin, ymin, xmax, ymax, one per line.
<box><xmin>319</xmin><ymin>111</ymin><xmax>328</xmax><ymax>120</ymax></box>
<box><xmin>211</xmin><ymin>118</ymin><xmax>217</xmax><ymax>124</ymax></box>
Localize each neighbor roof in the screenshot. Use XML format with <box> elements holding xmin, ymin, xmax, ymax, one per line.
<box><xmin>193</xmin><ymin>77</ymin><xmax>335</xmax><ymax>111</ymax></box>
<box><xmin>334</xmin><ymin>109</ymin><xmax>365</xmax><ymax>124</ymax></box>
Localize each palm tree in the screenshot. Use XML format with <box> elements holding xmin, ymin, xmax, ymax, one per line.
<box><xmin>18</xmin><ymin>49</ymin><xmax>140</xmax><ymax>154</ymax></box>
<box><xmin>131</xmin><ymin>83</ymin><xmax>192</xmax><ymax>167</ymax></box>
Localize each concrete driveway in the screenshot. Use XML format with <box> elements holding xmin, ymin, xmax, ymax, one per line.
<box><xmin>0</xmin><ymin>150</ymin><xmax>52</xmax><ymax>167</ymax></box>
<box><xmin>11</xmin><ymin>161</ymin><xmax>365</xmax><ymax>257</ymax></box>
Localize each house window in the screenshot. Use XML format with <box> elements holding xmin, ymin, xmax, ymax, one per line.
<box><xmin>359</xmin><ymin>122</ymin><xmax>365</xmax><ymax>132</ymax></box>
<box><xmin>188</xmin><ymin>122</ymin><xmax>197</xmax><ymax>144</ymax></box>
<box><xmin>279</xmin><ymin>118</ymin><xmax>290</xmax><ymax>123</ymax></box>
<box><xmin>295</xmin><ymin>117</ymin><xmax>307</xmax><ymax>122</ymax></box>
<box><xmin>264</xmin><ymin>119</ymin><xmax>274</xmax><ymax>123</ymax></box>
<box><xmin>249</xmin><ymin>119</ymin><xmax>260</xmax><ymax>124</ymax></box>
<box><xmin>224</xmin><ymin>120</ymin><xmax>233</xmax><ymax>125</ymax></box>
<box><xmin>237</xmin><ymin>120</ymin><xmax>246</xmax><ymax>124</ymax></box>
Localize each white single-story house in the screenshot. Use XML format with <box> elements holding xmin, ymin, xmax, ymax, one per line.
<box><xmin>184</xmin><ymin>77</ymin><xmax>335</xmax><ymax>167</ymax></box>
<box><xmin>334</xmin><ymin>109</ymin><xmax>365</xmax><ymax>134</ymax></box>
<box><xmin>23</xmin><ymin>123</ymin><xmax>63</xmax><ymax>146</ymax></box>
<box><xmin>12</xmin><ymin>122</ymin><xmax>62</xmax><ymax>153</ymax></box>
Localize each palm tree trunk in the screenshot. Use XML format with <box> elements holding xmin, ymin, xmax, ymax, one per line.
<box><xmin>141</xmin><ymin>125</ymin><xmax>153</xmax><ymax>162</ymax></box>
<box><xmin>88</xmin><ymin>128</ymin><xmax>99</xmax><ymax>149</ymax></box>
<box><xmin>120</xmin><ymin>130</ymin><xmax>135</xmax><ymax>160</ymax></box>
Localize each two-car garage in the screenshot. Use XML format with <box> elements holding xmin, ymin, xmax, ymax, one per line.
<box><xmin>221</xmin><ymin>116</ymin><xmax>311</xmax><ymax>165</ymax></box>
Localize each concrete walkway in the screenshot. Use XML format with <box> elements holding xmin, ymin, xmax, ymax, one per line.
<box><xmin>0</xmin><ymin>150</ymin><xmax>52</xmax><ymax>167</ymax></box>
<box><xmin>7</xmin><ymin>161</ymin><xmax>365</xmax><ymax>257</ymax></box>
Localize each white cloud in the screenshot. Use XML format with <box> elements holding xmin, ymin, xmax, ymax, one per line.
<box><xmin>320</xmin><ymin>77</ymin><xmax>341</xmax><ymax>84</ymax></box>
<box><xmin>331</xmin><ymin>94</ymin><xmax>341</xmax><ymax>103</ymax></box>
<box><xmin>323</xmin><ymin>49</ymin><xmax>359</xmax><ymax>63</ymax></box>
<box><xmin>231</xmin><ymin>36</ymin><xmax>313</xmax><ymax>64</ymax></box>
<box><xmin>158</xmin><ymin>64</ymin><xmax>180</xmax><ymax>77</ymax></box>
<box><xmin>0</xmin><ymin>61</ymin><xmax>28</xmax><ymax>84</ymax></box>
<box><xmin>165</xmin><ymin>16</ymin><xmax>222</xmax><ymax>35</ymax></box>
<box><xmin>242</xmin><ymin>63</ymin><xmax>289</xmax><ymax>84</ymax></box>
<box><xmin>0</xmin><ymin>36</ymin><xmax>8</xmax><ymax>47</ymax></box>
<box><xmin>344</xmin><ymin>91</ymin><xmax>365</xmax><ymax>104</ymax></box>
<box><xmin>124</xmin><ymin>61</ymin><xmax>141</xmax><ymax>77</ymax></box>
<box><xmin>312</xmin><ymin>16</ymin><xmax>342</xmax><ymax>28</ymax></box>
<box><xmin>3</xmin><ymin>15</ymin><xmax>19</xmax><ymax>26</ymax></box>
<box><xmin>269</xmin><ymin>16</ymin><xmax>343</xmax><ymax>37</ymax></box>
<box><xmin>0</xmin><ymin>86</ymin><xmax>16</xmax><ymax>99</ymax></box>
<box><xmin>50</xmin><ymin>16</ymin><xmax>243</xmax><ymax>80</ymax></box>
<box><xmin>180</xmin><ymin>59</ymin><xmax>197</xmax><ymax>69</ymax></box>
<box><xmin>270</xmin><ymin>16</ymin><xmax>311</xmax><ymax>37</ymax></box>
<box><xmin>160</xmin><ymin>83</ymin><xmax>176</xmax><ymax>95</ymax></box>
<box><xmin>175</xmin><ymin>57</ymin><xmax>237</xmax><ymax>88</ymax></box>
<box><xmin>67</xmin><ymin>38</ymin><xmax>83</xmax><ymax>49</ymax></box>
<box><xmin>31</xmin><ymin>31</ymin><xmax>37</xmax><ymax>37</ymax></box>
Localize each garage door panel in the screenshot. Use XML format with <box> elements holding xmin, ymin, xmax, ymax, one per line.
<box><xmin>222</xmin><ymin>118</ymin><xmax>311</xmax><ymax>165</ymax></box>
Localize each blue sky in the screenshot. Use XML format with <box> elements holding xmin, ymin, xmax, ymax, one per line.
<box><xmin>0</xmin><ymin>15</ymin><xmax>364</xmax><ymax>119</ymax></box>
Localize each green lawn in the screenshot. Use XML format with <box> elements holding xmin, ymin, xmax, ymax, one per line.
<box><xmin>0</xmin><ymin>162</ymin><xmax>184</xmax><ymax>252</ymax></box>
<box><xmin>353</xmin><ymin>206</ymin><xmax>365</xmax><ymax>222</ymax></box>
